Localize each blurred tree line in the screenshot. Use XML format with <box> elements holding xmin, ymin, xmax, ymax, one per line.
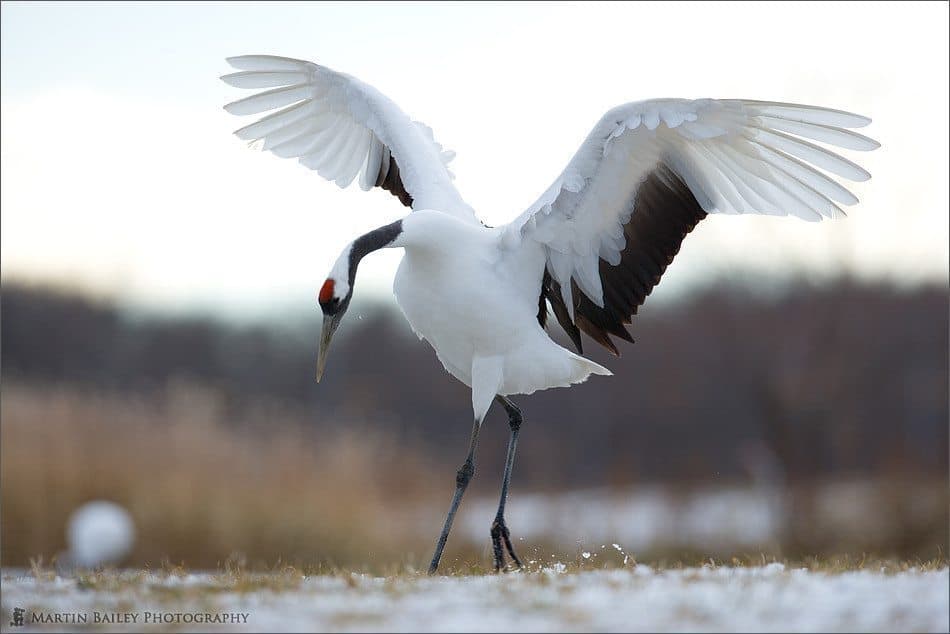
<box><xmin>2</xmin><ymin>278</ymin><xmax>946</xmax><ymax>489</ymax></box>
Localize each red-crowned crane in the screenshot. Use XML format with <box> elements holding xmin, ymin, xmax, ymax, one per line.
<box><xmin>221</xmin><ymin>55</ymin><xmax>878</xmax><ymax>574</ymax></box>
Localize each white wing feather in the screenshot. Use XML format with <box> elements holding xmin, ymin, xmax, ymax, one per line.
<box><xmin>504</xmin><ymin>98</ymin><xmax>879</xmax><ymax>315</ymax></box>
<box><xmin>222</xmin><ymin>55</ymin><xmax>476</xmax><ymax>223</ymax></box>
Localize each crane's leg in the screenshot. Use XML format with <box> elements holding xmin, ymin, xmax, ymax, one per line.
<box><xmin>491</xmin><ymin>395</ymin><xmax>524</xmax><ymax>572</ymax></box>
<box><xmin>428</xmin><ymin>416</ymin><xmax>483</xmax><ymax>574</ymax></box>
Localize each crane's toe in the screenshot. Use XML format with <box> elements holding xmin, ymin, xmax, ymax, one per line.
<box><xmin>490</xmin><ymin>516</ymin><xmax>523</xmax><ymax>572</ymax></box>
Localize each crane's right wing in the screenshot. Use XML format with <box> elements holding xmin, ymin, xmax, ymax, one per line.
<box><xmin>504</xmin><ymin>99</ymin><xmax>878</xmax><ymax>354</ymax></box>
<box><xmin>222</xmin><ymin>55</ymin><xmax>478</xmax><ymax>224</ymax></box>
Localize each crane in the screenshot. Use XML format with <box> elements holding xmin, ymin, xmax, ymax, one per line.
<box><xmin>221</xmin><ymin>55</ymin><xmax>878</xmax><ymax>574</ymax></box>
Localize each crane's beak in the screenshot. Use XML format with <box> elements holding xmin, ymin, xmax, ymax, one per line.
<box><xmin>316</xmin><ymin>312</ymin><xmax>342</xmax><ymax>383</ymax></box>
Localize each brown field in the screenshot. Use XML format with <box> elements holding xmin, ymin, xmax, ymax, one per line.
<box><xmin>0</xmin><ymin>380</ymin><xmax>450</xmax><ymax>571</ymax></box>
<box><xmin>2</xmin><ymin>380</ymin><xmax>946</xmax><ymax>572</ymax></box>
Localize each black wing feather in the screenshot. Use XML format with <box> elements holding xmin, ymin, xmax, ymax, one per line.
<box><xmin>538</xmin><ymin>163</ymin><xmax>707</xmax><ymax>355</ymax></box>
<box><xmin>375</xmin><ymin>154</ymin><xmax>414</xmax><ymax>207</ymax></box>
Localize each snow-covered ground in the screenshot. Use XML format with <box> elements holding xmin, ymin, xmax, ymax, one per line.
<box><xmin>3</xmin><ymin>565</ymin><xmax>947</xmax><ymax>632</ymax></box>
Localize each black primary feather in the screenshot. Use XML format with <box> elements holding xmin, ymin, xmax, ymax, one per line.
<box><xmin>538</xmin><ymin>163</ymin><xmax>707</xmax><ymax>355</ymax></box>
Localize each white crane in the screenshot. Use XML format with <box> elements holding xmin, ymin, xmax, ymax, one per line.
<box><xmin>221</xmin><ymin>55</ymin><xmax>878</xmax><ymax>573</ymax></box>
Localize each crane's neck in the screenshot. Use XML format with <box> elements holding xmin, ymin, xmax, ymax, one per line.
<box><xmin>328</xmin><ymin>220</ymin><xmax>404</xmax><ymax>297</ymax></box>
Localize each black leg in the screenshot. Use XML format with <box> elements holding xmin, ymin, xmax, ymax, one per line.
<box><xmin>428</xmin><ymin>416</ymin><xmax>483</xmax><ymax>574</ymax></box>
<box><xmin>491</xmin><ymin>395</ymin><xmax>524</xmax><ymax>572</ymax></box>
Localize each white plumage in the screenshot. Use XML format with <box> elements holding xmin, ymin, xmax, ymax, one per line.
<box><xmin>223</xmin><ymin>55</ymin><xmax>474</xmax><ymax>221</ymax></box>
<box><xmin>222</xmin><ymin>55</ymin><xmax>877</xmax><ymax>573</ymax></box>
<box><xmin>390</xmin><ymin>210</ymin><xmax>611</xmax><ymax>425</ymax></box>
<box><xmin>504</xmin><ymin>98</ymin><xmax>878</xmax><ymax>315</ymax></box>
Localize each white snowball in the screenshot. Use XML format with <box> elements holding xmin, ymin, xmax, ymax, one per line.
<box><xmin>66</xmin><ymin>500</ymin><xmax>135</xmax><ymax>568</ymax></box>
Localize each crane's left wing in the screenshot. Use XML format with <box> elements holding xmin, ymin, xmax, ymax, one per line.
<box><xmin>504</xmin><ymin>99</ymin><xmax>878</xmax><ymax>354</ymax></box>
<box><xmin>222</xmin><ymin>55</ymin><xmax>477</xmax><ymax>223</ymax></box>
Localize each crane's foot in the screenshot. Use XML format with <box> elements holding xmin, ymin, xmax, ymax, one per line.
<box><xmin>490</xmin><ymin>516</ymin><xmax>523</xmax><ymax>572</ymax></box>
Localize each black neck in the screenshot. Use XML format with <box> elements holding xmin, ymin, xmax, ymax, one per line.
<box><xmin>347</xmin><ymin>220</ymin><xmax>403</xmax><ymax>289</ymax></box>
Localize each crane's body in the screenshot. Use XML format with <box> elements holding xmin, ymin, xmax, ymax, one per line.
<box><xmin>221</xmin><ymin>55</ymin><xmax>878</xmax><ymax>573</ymax></box>
<box><xmin>392</xmin><ymin>212</ymin><xmax>610</xmax><ymax>421</ymax></box>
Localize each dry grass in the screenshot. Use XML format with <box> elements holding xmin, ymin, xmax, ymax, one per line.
<box><xmin>3</xmin><ymin>381</ymin><xmax>946</xmax><ymax>573</ymax></box>
<box><xmin>17</xmin><ymin>551</ymin><xmax>948</xmax><ymax>590</ymax></box>
<box><xmin>1</xmin><ymin>380</ymin><xmax>445</xmax><ymax>570</ymax></box>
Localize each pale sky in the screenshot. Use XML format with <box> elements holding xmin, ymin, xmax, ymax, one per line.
<box><xmin>2</xmin><ymin>1</ymin><xmax>947</xmax><ymax>322</ymax></box>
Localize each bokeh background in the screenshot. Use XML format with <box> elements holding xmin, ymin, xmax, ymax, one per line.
<box><xmin>2</xmin><ymin>1</ymin><xmax>947</xmax><ymax>571</ymax></box>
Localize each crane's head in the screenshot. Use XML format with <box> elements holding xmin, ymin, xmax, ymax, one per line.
<box><xmin>314</xmin><ymin>219</ymin><xmax>404</xmax><ymax>383</ymax></box>
<box><xmin>315</xmin><ymin>260</ymin><xmax>352</xmax><ymax>383</ymax></box>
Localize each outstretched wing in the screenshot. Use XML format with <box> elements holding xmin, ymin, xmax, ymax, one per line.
<box><xmin>222</xmin><ymin>55</ymin><xmax>477</xmax><ymax>224</ymax></box>
<box><xmin>507</xmin><ymin>98</ymin><xmax>878</xmax><ymax>354</ymax></box>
